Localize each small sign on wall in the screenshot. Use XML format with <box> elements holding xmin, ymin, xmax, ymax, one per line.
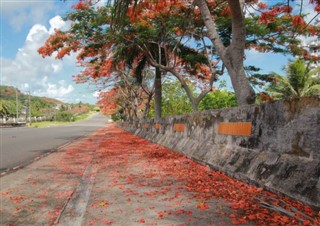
<box><xmin>173</xmin><ymin>123</ymin><xmax>185</xmax><ymax>132</ymax></box>
<box><xmin>154</xmin><ymin>123</ymin><xmax>161</xmax><ymax>129</ymax></box>
<box><xmin>218</xmin><ymin>122</ymin><xmax>252</xmax><ymax>136</ymax></box>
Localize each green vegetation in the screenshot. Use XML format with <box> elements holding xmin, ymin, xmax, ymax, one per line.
<box><xmin>0</xmin><ymin>100</ymin><xmax>16</xmax><ymax>117</ymax></box>
<box><xmin>31</xmin><ymin>121</ymin><xmax>72</xmax><ymax>128</ymax></box>
<box><xmin>74</xmin><ymin>111</ymin><xmax>96</xmax><ymax>121</ymax></box>
<box><xmin>144</xmin><ymin>81</ymin><xmax>237</xmax><ymax>118</ymax></box>
<box><xmin>31</xmin><ymin>112</ymin><xmax>97</xmax><ymax>128</ymax></box>
<box><xmin>161</xmin><ymin>81</ymin><xmax>193</xmax><ymax>117</ymax></box>
<box><xmin>266</xmin><ymin>59</ymin><xmax>320</xmax><ymax>99</ymax></box>
<box><xmin>0</xmin><ymin>85</ymin><xmax>97</xmax><ymax>122</ymax></box>
<box><xmin>199</xmin><ymin>90</ymin><xmax>237</xmax><ymax>110</ymax></box>
<box><xmin>110</xmin><ymin>58</ymin><xmax>320</xmax><ymax>121</ymax></box>
<box><xmin>0</xmin><ymin>85</ymin><xmax>59</xmax><ymax>118</ymax></box>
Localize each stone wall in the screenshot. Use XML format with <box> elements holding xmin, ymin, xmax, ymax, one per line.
<box><xmin>120</xmin><ymin>97</ymin><xmax>320</xmax><ymax>209</ymax></box>
<box><xmin>0</xmin><ymin>116</ymin><xmax>49</xmax><ymax>125</ymax></box>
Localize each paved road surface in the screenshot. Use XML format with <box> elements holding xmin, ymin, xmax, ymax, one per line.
<box><xmin>0</xmin><ymin>113</ymin><xmax>109</xmax><ymax>171</ymax></box>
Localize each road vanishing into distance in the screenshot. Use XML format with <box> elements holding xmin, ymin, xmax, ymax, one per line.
<box><xmin>0</xmin><ymin>113</ymin><xmax>109</xmax><ymax>172</ymax></box>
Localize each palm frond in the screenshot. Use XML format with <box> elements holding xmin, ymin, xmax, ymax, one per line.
<box><xmin>268</xmin><ymin>59</ymin><xmax>320</xmax><ymax>99</ymax></box>
<box><xmin>302</xmin><ymin>84</ymin><xmax>320</xmax><ymax>96</ymax></box>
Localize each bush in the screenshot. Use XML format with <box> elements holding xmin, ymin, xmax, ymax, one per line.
<box><xmin>199</xmin><ymin>90</ymin><xmax>237</xmax><ymax>110</ymax></box>
<box><xmin>111</xmin><ymin>112</ymin><xmax>121</xmax><ymax>121</ymax></box>
<box><xmin>55</xmin><ymin>111</ymin><xmax>74</xmax><ymax>121</ymax></box>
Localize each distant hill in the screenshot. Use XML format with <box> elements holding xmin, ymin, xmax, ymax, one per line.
<box><xmin>0</xmin><ymin>85</ymin><xmax>65</xmax><ymax>117</ymax></box>
<box><xmin>0</xmin><ymin>85</ymin><xmax>95</xmax><ymax>119</ymax></box>
<box><xmin>40</xmin><ymin>97</ymin><xmax>64</xmax><ymax>105</ymax></box>
<box><xmin>0</xmin><ymin>85</ymin><xmax>63</xmax><ymax>105</ymax></box>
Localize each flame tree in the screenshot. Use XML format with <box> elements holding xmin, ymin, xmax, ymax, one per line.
<box><xmin>39</xmin><ymin>2</ymin><xmax>222</xmax><ymax>117</ymax></box>
<box><xmin>111</xmin><ymin>0</ymin><xmax>320</xmax><ymax>105</ymax></box>
<box><xmin>39</xmin><ymin>0</ymin><xmax>320</xmax><ymax>119</ymax></box>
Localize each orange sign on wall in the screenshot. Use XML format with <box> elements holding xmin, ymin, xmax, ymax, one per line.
<box><xmin>173</xmin><ymin>123</ymin><xmax>185</xmax><ymax>132</ymax></box>
<box><xmin>154</xmin><ymin>123</ymin><xmax>161</xmax><ymax>129</ymax></box>
<box><xmin>218</xmin><ymin>122</ymin><xmax>252</xmax><ymax>136</ymax></box>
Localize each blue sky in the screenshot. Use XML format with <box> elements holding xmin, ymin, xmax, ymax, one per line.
<box><xmin>0</xmin><ymin>0</ymin><xmax>100</xmax><ymax>104</ymax></box>
<box><xmin>0</xmin><ymin>0</ymin><xmax>316</xmax><ymax>104</ymax></box>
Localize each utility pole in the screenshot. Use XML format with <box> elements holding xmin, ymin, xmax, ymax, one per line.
<box><xmin>28</xmin><ymin>90</ymin><xmax>31</xmax><ymax>125</ymax></box>
<box><xmin>15</xmin><ymin>89</ymin><xmax>19</xmax><ymax>120</ymax></box>
<box><xmin>24</xmin><ymin>90</ymin><xmax>31</xmax><ymax>125</ymax></box>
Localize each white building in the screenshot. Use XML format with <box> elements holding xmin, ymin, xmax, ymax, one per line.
<box><xmin>308</xmin><ymin>37</ymin><xmax>320</xmax><ymax>78</ymax></box>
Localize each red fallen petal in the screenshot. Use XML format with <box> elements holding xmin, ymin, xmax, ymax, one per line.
<box><xmin>197</xmin><ymin>202</ymin><xmax>209</xmax><ymax>210</ymax></box>
<box><xmin>157</xmin><ymin>211</ymin><xmax>164</xmax><ymax>219</ymax></box>
<box><xmin>247</xmin><ymin>214</ymin><xmax>256</xmax><ymax>220</ymax></box>
<box><xmin>137</xmin><ymin>218</ymin><xmax>145</xmax><ymax>223</ymax></box>
<box><xmin>302</xmin><ymin>220</ymin><xmax>311</xmax><ymax>225</ymax></box>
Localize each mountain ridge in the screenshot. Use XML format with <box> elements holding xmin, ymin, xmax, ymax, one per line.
<box><xmin>0</xmin><ymin>85</ymin><xmax>64</xmax><ymax>105</ymax></box>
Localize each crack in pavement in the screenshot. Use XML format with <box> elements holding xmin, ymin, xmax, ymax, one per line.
<box><xmin>56</xmin><ymin>163</ymin><xmax>98</xmax><ymax>226</ymax></box>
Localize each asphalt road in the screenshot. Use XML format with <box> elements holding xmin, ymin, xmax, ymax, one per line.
<box><xmin>0</xmin><ymin>113</ymin><xmax>109</xmax><ymax>171</ymax></box>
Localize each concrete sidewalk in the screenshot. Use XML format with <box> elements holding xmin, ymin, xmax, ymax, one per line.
<box><xmin>1</xmin><ymin>124</ymin><xmax>319</xmax><ymax>225</ymax></box>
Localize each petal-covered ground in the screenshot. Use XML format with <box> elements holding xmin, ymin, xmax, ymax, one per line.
<box><xmin>1</xmin><ymin>124</ymin><xmax>319</xmax><ymax>225</ymax></box>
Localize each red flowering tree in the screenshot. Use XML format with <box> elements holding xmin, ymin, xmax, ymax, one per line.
<box><xmin>38</xmin><ymin>4</ymin><xmax>152</xmax><ymax>119</ymax></box>
<box><xmin>39</xmin><ymin>1</ymin><xmax>222</xmax><ymax>117</ymax></box>
<box><xmin>111</xmin><ymin>1</ymin><xmax>222</xmax><ymax>112</ymax></box>
<box><xmin>39</xmin><ymin>0</ymin><xmax>320</xmax><ymax>119</ymax></box>
<box><xmin>111</xmin><ymin>0</ymin><xmax>320</xmax><ymax>105</ymax></box>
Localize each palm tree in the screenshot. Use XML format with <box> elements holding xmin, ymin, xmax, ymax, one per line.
<box><xmin>267</xmin><ymin>59</ymin><xmax>320</xmax><ymax>99</ymax></box>
<box><xmin>0</xmin><ymin>100</ymin><xmax>10</xmax><ymax>117</ymax></box>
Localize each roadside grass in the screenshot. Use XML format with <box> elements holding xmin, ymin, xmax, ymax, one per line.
<box><xmin>74</xmin><ymin>111</ymin><xmax>96</xmax><ymax>121</ymax></box>
<box><xmin>31</xmin><ymin>121</ymin><xmax>70</xmax><ymax>128</ymax></box>
<box><xmin>31</xmin><ymin>111</ymin><xmax>97</xmax><ymax>128</ymax></box>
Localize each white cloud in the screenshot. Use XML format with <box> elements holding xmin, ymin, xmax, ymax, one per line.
<box><xmin>26</xmin><ymin>24</ymin><xmax>48</xmax><ymax>42</ymax></box>
<box><xmin>37</xmin><ymin>81</ymin><xmax>74</xmax><ymax>97</ymax></box>
<box><xmin>51</xmin><ymin>63</ymin><xmax>62</xmax><ymax>73</ymax></box>
<box><xmin>93</xmin><ymin>91</ymin><xmax>101</xmax><ymax>98</ymax></box>
<box><xmin>49</xmin><ymin>16</ymin><xmax>71</xmax><ymax>34</ymax></box>
<box><xmin>1</xmin><ymin>16</ymin><xmax>84</xmax><ymax>102</ymax></box>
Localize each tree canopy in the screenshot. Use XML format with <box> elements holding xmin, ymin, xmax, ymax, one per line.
<box><xmin>38</xmin><ymin>0</ymin><xmax>320</xmax><ymax>119</ymax></box>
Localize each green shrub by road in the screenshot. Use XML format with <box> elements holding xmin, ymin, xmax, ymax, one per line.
<box><xmin>31</xmin><ymin>112</ymin><xmax>97</xmax><ymax>128</ymax></box>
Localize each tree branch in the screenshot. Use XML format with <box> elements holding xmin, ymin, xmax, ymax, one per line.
<box><xmin>227</xmin><ymin>0</ymin><xmax>246</xmax><ymax>53</ymax></box>
<box><xmin>193</xmin><ymin>0</ymin><xmax>226</xmax><ymax>61</ymax></box>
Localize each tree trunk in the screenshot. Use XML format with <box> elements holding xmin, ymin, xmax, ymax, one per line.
<box><xmin>143</xmin><ymin>94</ymin><xmax>153</xmax><ymax>119</ymax></box>
<box><xmin>132</xmin><ymin>97</ymin><xmax>138</xmax><ymax>120</ymax></box>
<box><xmin>191</xmin><ymin>102</ymin><xmax>198</xmax><ymax>112</ymax></box>
<box><xmin>226</xmin><ymin>0</ymin><xmax>256</xmax><ymax>105</ymax></box>
<box><xmin>227</xmin><ymin>62</ymin><xmax>256</xmax><ymax>105</ymax></box>
<box><xmin>194</xmin><ymin>0</ymin><xmax>256</xmax><ymax>105</ymax></box>
<box><xmin>154</xmin><ymin>67</ymin><xmax>162</xmax><ymax>119</ymax></box>
<box><xmin>167</xmin><ymin>67</ymin><xmax>215</xmax><ymax>112</ymax></box>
